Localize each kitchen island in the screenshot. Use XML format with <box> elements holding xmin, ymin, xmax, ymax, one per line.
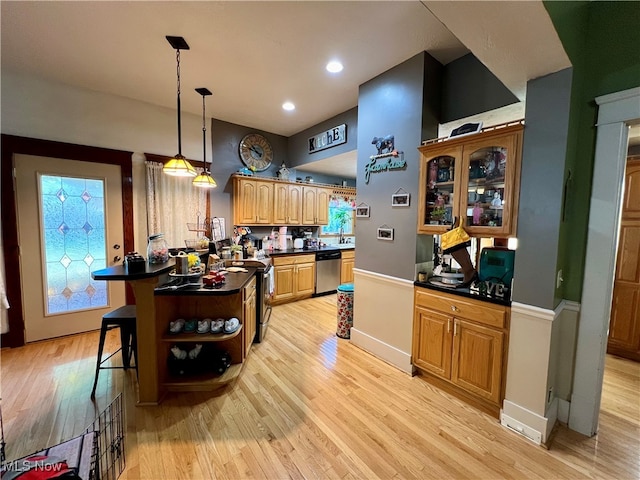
<box><xmin>92</xmin><ymin>262</ymin><xmax>257</xmax><ymax>405</ymax></box>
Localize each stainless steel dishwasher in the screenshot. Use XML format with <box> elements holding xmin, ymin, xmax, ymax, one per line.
<box><xmin>315</xmin><ymin>250</ymin><xmax>342</xmax><ymax>295</ymax></box>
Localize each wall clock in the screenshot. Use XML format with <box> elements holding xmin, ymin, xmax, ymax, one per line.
<box><xmin>238</xmin><ymin>133</ymin><xmax>274</xmax><ymax>172</ymax></box>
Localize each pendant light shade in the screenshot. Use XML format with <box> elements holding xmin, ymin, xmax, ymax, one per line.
<box><xmin>193</xmin><ymin>87</ymin><xmax>217</xmax><ymax>188</ymax></box>
<box><xmin>163</xmin><ymin>36</ymin><xmax>197</xmax><ymax>177</ymax></box>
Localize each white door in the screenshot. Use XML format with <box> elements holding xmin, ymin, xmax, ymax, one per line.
<box><xmin>15</xmin><ymin>154</ymin><xmax>126</xmax><ymax>342</ymax></box>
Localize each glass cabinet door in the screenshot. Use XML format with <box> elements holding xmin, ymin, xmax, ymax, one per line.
<box><xmin>461</xmin><ymin>133</ymin><xmax>519</xmax><ymax>236</ymax></box>
<box><xmin>417</xmin><ymin>146</ymin><xmax>462</xmax><ymax>234</ymax></box>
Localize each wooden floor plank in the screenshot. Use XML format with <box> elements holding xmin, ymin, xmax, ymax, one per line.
<box><xmin>1</xmin><ymin>294</ymin><xmax>638</xmax><ymax>479</ymax></box>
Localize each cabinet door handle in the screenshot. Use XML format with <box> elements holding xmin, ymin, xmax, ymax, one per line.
<box><xmin>454</xmin><ymin>321</ymin><xmax>458</xmax><ymax>336</ymax></box>
<box><xmin>447</xmin><ymin>319</ymin><xmax>451</xmax><ymax>333</ymax></box>
<box><xmin>450</xmin><ymin>305</ymin><xmax>459</xmax><ymax>312</ymax></box>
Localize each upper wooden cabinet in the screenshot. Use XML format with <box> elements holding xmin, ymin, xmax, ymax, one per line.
<box><xmin>417</xmin><ymin>121</ymin><xmax>524</xmax><ymax>237</ymax></box>
<box><xmin>302</xmin><ymin>186</ymin><xmax>330</xmax><ymax>225</ymax></box>
<box><xmin>233</xmin><ymin>175</ymin><xmax>345</xmax><ymax>226</ymax></box>
<box><xmin>233</xmin><ymin>177</ymin><xmax>274</xmax><ymax>225</ymax></box>
<box><xmin>274</xmin><ymin>182</ymin><xmax>303</xmax><ymax>225</ymax></box>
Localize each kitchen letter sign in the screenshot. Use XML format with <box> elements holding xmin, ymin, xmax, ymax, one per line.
<box><xmin>308</xmin><ymin>124</ymin><xmax>347</xmax><ymax>153</ymax></box>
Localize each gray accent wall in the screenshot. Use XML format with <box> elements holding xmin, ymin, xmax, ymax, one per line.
<box><xmin>287</xmin><ymin>107</ymin><xmax>358</xmax><ymax>168</ymax></box>
<box><xmin>441</xmin><ymin>54</ymin><xmax>520</xmax><ymax>123</ymax></box>
<box><xmin>356</xmin><ymin>52</ymin><xmax>441</xmax><ymax>280</ymax></box>
<box><xmin>209</xmin><ymin>118</ymin><xmax>349</xmax><ymax>232</ymax></box>
<box><xmin>512</xmin><ymin>68</ymin><xmax>573</xmax><ymax>310</ymax></box>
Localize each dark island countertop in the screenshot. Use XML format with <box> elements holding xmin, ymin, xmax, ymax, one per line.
<box><xmin>414</xmin><ymin>279</ymin><xmax>511</xmax><ymax>307</ymax></box>
<box><xmin>154</xmin><ymin>268</ymin><xmax>257</xmax><ymax>296</ymax></box>
<box><xmin>92</xmin><ymin>261</ymin><xmax>176</xmax><ymax>281</ymax></box>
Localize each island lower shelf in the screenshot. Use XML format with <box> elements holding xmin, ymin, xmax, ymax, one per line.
<box><xmin>154</xmin><ymin>275</ymin><xmax>256</xmax><ymax>397</ymax></box>
<box><xmin>163</xmin><ymin>364</ymin><xmax>244</xmax><ymax>392</ymax></box>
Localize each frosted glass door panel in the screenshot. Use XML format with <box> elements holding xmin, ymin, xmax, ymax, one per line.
<box><xmin>40</xmin><ymin>175</ymin><xmax>108</xmax><ymax>314</ymax></box>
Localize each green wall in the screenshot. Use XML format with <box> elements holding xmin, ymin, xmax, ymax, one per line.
<box><xmin>545</xmin><ymin>0</ymin><xmax>640</xmax><ymax>301</ymax></box>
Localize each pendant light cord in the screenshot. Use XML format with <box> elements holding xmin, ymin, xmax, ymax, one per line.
<box><xmin>176</xmin><ymin>49</ymin><xmax>182</xmax><ymax>156</ymax></box>
<box><xmin>202</xmin><ymin>94</ymin><xmax>207</xmax><ymax>172</ymax></box>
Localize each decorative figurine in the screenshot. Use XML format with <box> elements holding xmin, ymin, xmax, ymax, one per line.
<box><xmin>473</xmin><ymin>202</ymin><xmax>483</xmax><ymax>225</ymax></box>
<box><xmin>491</xmin><ymin>191</ymin><xmax>502</xmax><ymax>207</ymax></box>
<box><xmin>277</xmin><ymin>162</ymin><xmax>290</xmax><ymax>180</ymax></box>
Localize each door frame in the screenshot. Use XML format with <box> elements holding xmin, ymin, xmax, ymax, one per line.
<box><xmin>1</xmin><ymin>134</ymin><xmax>134</xmax><ymax>347</ymax></box>
<box><xmin>570</xmin><ymin>87</ymin><xmax>640</xmax><ymax>435</ymax></box>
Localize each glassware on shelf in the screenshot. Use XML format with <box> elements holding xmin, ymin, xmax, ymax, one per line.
<box><xmin>147</xmin><ymin>233</ymin><xmax>169</xmax><ymax>264</ymax></box>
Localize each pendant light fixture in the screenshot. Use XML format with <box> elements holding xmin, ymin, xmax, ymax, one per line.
<box><xmin>192</xmin><ymin>87</ymin><xmax>217</xmax><ymax>188</ymax></box>
<box><xmin>163</xmin><ymin>36</ymin><xmax>197</xmax><ymax>177</ymax></box>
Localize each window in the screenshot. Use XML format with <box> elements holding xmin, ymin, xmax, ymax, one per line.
<box><xmin>321</xmin><ymin>194</ymin><xmax>356</xmax><ymax>236</ymax></box>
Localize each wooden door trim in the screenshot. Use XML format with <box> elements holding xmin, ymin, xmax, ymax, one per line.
<box><xmin>1</xmin><ymin>134</ymin><xmax>134</xmax><ymax>347</ymax></box>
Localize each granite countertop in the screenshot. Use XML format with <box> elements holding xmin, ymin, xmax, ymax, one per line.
<box><xmin>414</xmin><ymin>279</ymin><xmax>511</xmax><ymax>307</ymax></box>
<box><xmin>267</xmin><ymin>244</ymin><xmax>355</xmax><ymax>256</ymax></box>
<box><xmin>154</xmin><ymin>268</ymin><xmax>257</xmax><ymax>296</ymax></box>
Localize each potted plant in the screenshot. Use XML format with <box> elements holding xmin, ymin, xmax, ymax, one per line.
<box><xmin>334</xmin><ymin>209</ymin><xmax>351</xmax><ymax>243</ymax></box>
<box><xmin>430</xmin><ymin>207</ymin><xmax>447</xmax><ymax>224</ymax></box>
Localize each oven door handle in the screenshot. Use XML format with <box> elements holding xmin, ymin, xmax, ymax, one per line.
<box><xmin>262</xmin><ymin>304</ymin><xmax>272</xmax><ymax>326</ymax></box>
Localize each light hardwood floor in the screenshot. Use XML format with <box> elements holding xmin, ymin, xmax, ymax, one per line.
<box><xmin>1</xmin><ymin>294</ymin><xmax>638</xmax><ymax>479</ymax></box>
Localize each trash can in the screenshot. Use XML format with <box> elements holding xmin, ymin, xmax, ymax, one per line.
<box><xmin>337</xmin><ymin>283</ymin><xmax>354</xmax><ymax>339</ymax></box>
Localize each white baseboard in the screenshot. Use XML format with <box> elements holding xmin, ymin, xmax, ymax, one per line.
<box><xmin>350</xmin><ymin>327</ymin><xmax>414</xmax><ymax>374</ymax></box>
<box><xmin>501</xmin><ymin>400</ymin><xmax>551</xmax><ymax>445</ymax></box>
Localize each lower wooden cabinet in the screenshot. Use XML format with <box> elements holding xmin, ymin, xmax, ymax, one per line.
<box><xmin>243</xmin><ymin>277</ymin><xmax>257</xmax><ymax>357</ymax></box>
<box><xmin>412</xmin><ymin>287</ymin><xmax>509</xmax><ymax>416</ymax></box>
<box><xmin>272</xmin><ymin>254</ymin><xmax>316</xmax><ymax>305</ymax></box>
<box><xmin>340</xmin><ymin>250</ymin><xmax>355</xmax><ymax>284</ymax></box>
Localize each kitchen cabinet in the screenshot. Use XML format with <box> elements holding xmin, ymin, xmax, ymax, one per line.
<box><xmin>302</xmin><ymin>186</ymin><xmax>330</xmax><ymax>225</ymax></box>
<box><xmin>417</xmin><ymin>121</ymin><xmax>523</xmax><ymax>237</ymax></box>
<box><xmin>273</xmin><ymin>182</ymin><xmax>303</xmax><ymax>225</ymax></box>
<box><xmin>340</xmin><ymin>250</ymin><xmax>355</xmax><ymax>284</ymax></box>
<box><xmin>233</xmin><ymin>175</ymin><xmax>342</xmax><ymax>226</ymax></box>
<box><xmin>233</xmin><ymin>176</ymin><xmax>274</xmax><ymax>225</ymax></box>
<box><xmin>412</xmin><ymin>286</ymin><xmax>509</xmax><ymax>416</ymax></box>
<box><xmin>243</xmin><ymin>276</ymin><xmax>257</xmax><ymax>357</ymax></box>
<box><xmin>272</xmin><ymin>254</ymin><xmax>316</xmax><ymax>305</ymax></box>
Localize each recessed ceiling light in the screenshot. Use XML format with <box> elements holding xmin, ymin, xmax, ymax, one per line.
<box><xmin>326</xmin><ymin>60</ymin><xmax>343</xmax><ymax>73</ymax></box>
<box><xmin>282</xmin><ymin>102</ymin><xmax>295</xmax><ymax>111</ymax></box>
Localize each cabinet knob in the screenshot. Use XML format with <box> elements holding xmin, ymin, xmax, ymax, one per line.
<box><xmin>450</xmin><ymin>305</ymin><xmax>459</xmax><ymax>312</ymax></box>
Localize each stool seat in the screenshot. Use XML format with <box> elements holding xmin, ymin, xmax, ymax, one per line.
<box><xmin>91</xmin><ymin>305</ymin><xmax>137</xmax><ymax>399</ymax></box>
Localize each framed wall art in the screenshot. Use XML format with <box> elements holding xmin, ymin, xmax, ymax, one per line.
<box><xmin>391</xmin><ymin>192</ymin><xmax>410</xmax><ymax>207</ymax></box>
<box><xmin>356</xmin><ymin>203</ymin><xmax>370</xmax><ymax>218</ymax></box>
<box><xmin>376</xmin><ymin>225</ymin><xmax>394</xmax><ymax>241</ymax></box>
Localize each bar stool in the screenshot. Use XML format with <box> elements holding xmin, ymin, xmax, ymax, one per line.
<box><xmin>90</xmin><ymin>305</ymin><xmax>137</xmax><ymax>399</ymax></box>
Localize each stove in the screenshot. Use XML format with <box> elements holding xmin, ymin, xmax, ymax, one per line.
<box><xmin>225</xmin><ymin>258</ymin><xmax>272</xmax><ymax>342</ymax></box>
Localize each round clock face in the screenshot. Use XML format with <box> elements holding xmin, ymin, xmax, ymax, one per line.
<box><xmin>238</xmin><ymin>133</ymin><xmax>274</xmax><ymax>172</ymax></box>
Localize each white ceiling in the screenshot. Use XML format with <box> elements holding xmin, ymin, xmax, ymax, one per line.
<box><xmin>1</xmin><ymin>1</ymin><xmax>576</xmax><ymax>178</ymax></box>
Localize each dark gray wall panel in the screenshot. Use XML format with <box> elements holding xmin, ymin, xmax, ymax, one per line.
<box><xmin>512</xmin><ymin>68</ymin><xmax>572</xmax><ymax>309</ymax></box>
<box><xmin>356</xmin><ymin>52</ymin><xmax>441</xmax><ymax>280</ymax></box>
<box><xmin>441</xmin><ymin>54</ymin><xmax>519</xmax><ymax>123</ymax></box>
<box><xmin>287</xmin><ymin>107</ymin><xmax>358</xmax><ymax>168</ymax></box>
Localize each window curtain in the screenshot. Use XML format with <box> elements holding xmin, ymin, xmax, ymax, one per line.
<box><xmin>145</xmin><ymin>161</ymin><xmax>208</xmax><ymax>248</ymax></box>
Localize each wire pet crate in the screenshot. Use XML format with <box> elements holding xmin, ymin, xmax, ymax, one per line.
<box><xmin>84</xmin><ymin>393</ymin><xmax>126</xmax><ymax>480</ymax></box>
<box><xmin>0</xmin><ymin>393</ymin><xmax>125</xmax><ymax>480</ymax></box>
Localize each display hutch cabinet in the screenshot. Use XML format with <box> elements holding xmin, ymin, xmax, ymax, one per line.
<box><xmin>417</xmin><ymin>121</ymin><xmax>524</xmax><ymax>237</ymax></box>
